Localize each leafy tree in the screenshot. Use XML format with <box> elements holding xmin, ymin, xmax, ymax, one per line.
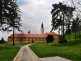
<box><xmin>0</xmin><ymin>0</ymin><xmax>21</xmax><ymax>31</ymax></box>
<box><xmin>0</xmin><ymin>0</ymin><xmax>21</xmax><ymax>45</ymax></box>
<box><xmin>68</xmin><ymin>0</ymin><xmax>81</xmax><ymax>17</ymax></box>
<box><xmin>65</xmin><ymin>20</ymin><xmax>72</xmax><ymax>40</ymax></box>
<box><xmin>71</xmin><ymin>17</ymin><xmax>79</xmax><ymax>32</ymax></box>
<box><xmin>71</xmin><ymin>16</ymin><xmax>81</xmax><ymax>41</ymax></box>
<box><xmin>51</xmin><ymin>2</ymin><xmax>75</xmax><ymax>43</ymax></box>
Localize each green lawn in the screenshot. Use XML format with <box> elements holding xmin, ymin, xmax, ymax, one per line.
<box><xmin>30</xmin><ymin>43</ymin><xmax>81</xmax><ymax>61</ymax></box>
<box><xmin>0</xmin><ymin>44</ymin><xmax>25</xmax><ymax>61</ymax></box>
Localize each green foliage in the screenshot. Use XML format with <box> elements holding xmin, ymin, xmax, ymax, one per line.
<box><xmin>0</xmin><ymin>44</ymin><xmax>24</xmax><ymax>61</ymax></box>
<box><xmin>71</xmin><ymin>17</ymin><xmax>81</xmax><ymax>33</ymax></box>
<box><xmin>30</xmin><ymin>43</ymin><xmax>81</xmax><ymax>60</ymax></box>
<box><xmin>65</xmin><ymin>32</ymin><xmax>81</xmax><ymax>43</ymax></box>
<box><xmin>46</xmin><ymin>35</ymin><xmax>54</xmax><ymax>43</ymax></box>
<box><xmin>51</xmin><ymin>2</ymin><xmax>75</xmax><ymax>43</ymax></box>
<box><xmin>0</xmin><ymin>0</ymin><xmax>21</xmax><ymax>31</ymax></box>
<box><xmin>0</xmin><ymin>37</ymin><xmax>5</xmax><ymax>44</ymax></box>
<box><xmin>51</xmin><ymin>2</ymin><xmax>75</xmax><ymax>31</ymax></box>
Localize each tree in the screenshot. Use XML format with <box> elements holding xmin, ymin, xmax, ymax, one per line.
<box><xmin>0</xmin><ymin>37</ymin><xmax>5</xmax><ymax>44</ymax></box>
<box><xmin>68</xmin><ymin>0</ymin><xmax>81</xmax><ymax>17</ymax></box>
<box><xmin>71</xmin><ymin>17</ymin><xmax>79</xmax><ymax>33</ymax></box>
<box><xmin>46</xmin><ymin>35</ymin><xmax>54</xmax><ymax>43</ymax></box>
<box><xmin>20</xmin><ymin>30</ymin><xmax>23</xmax><ymax>44</ymax></box>
<box><xmin>0</xmin><ymin>0</ymin><xmax>21</xmax><ymax>45</ymax></box>
<box><xmin>51</xmin><ymin>2</ymin><xmax>75</xmax><ymax>43</ymax></box>
<box><xmin>71</xmin><ymin>16</ymin><xmax>81</xmax><ymax>41</ymax></box>
<box><xmin>28</xmin><ymin>30</ymin><xmax>30</xmax><ymax>34</ymax></box>
<box><xmin>0</xmin><ymin>0</ymin><xmax>21</xmax><ymax>31</ymax></box>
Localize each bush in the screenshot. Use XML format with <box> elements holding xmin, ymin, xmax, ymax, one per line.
<box><xmin>59</xmin><ymin>37</ymin><xmax>67</xmax><ymax>43</ymax></box>
<box><xmin>46</xmin><ymin>35</ymin><xmax>54</xmax><ymax>43</ymax></box>
<box><xmin>0</xmin><ymin>37</ymin><xmax>5</xmax><ymax>44</ymax></box>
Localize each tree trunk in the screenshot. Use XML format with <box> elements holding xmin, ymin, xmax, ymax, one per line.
<box><xmin>75</xmin><ymin>32</ymin><xmax>76</xmax><ymax>41</ymax></box>
<box><xmin>13</xmin><ymin>27</ymin><xmax>15</xmax><ymax>45</ymax></box>
<box><xmin>59</xmin><ymin>27</ymin><xmax>60</xmax><ymax>41</ymax></box>
<box><xmin>63</xmin><ymin>13</ymin><xmax>65</xmax><ymax>42</ymax></box>
<box><xmin>69</xmin><ymin>34</ymin><xmax>70</xmax><ymax>41</ymax></box>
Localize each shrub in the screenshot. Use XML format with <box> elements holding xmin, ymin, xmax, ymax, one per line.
<box><xmin>46</xmin><ymin>35</ymin><xmax>54</xmax><ymax>43</ymax></box>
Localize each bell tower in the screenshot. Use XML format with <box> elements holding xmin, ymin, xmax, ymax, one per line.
<box><xmin>41</xmin><ymin>22</ymin><xmax>44</xmax><ymax>34</ymax></box>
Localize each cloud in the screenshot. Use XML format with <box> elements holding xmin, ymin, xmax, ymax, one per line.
<box><xmin>0</xmin><ymin>0</ymin><xmax>64</xmax><ymax>40</ymax></box>
<box><xmin>19</xmin><ymin>0</ymin><xmax>64</xmax><ymax>34</ymax></box>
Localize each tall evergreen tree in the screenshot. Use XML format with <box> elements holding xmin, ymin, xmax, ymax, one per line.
<box><xmin>51</xmin><ymin>2</ymin><xmax>75</xmax><ymax>43</ymax></box>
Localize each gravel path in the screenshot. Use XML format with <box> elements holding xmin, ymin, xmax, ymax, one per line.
<box><xmin>13</xmin><ymin>44</ymin><xmax>41</xmax><ymax>61</ymax></box>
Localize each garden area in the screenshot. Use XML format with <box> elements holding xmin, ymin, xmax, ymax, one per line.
<box><xmin>0</xmin><ymin>44</ymin><xmax>25</xmax><ymax>61</ymax></box>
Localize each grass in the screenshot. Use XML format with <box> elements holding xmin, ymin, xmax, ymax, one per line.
<box><xmin>30</xmin><ymin>43</ymin><xmax>81</xmax><ymax>61</ymax></box>
<box><xmin>0</xmin><ymin>44</ymin><xmax>25</xmax><ymax>61</ymax></box>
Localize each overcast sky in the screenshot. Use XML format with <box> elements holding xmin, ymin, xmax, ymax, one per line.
<box><xmin>0</xmin><ymin>0</ymin><xmax>65</xmax><ymax>40</ymax></box>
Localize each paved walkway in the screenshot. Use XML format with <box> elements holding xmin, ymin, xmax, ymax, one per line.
<box><xmin>40</xmin><ymin>56</ymin><xmax>71</xmax><ymax>61</ymax></box>
<box><xmin>13</xmin><ymin>44</ymin><xmax>71</xmax><ymax>61</ymax></box>
<box><xmin>13</xmin><ymin>44</ymin><xmax>41</xmax><ymax>61</ymax></box>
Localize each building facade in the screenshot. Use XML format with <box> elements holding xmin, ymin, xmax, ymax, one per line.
<box><xmin>8</xmin><ymin>32</ymin><xmax>59</xmax><ymax>44</ymax></box>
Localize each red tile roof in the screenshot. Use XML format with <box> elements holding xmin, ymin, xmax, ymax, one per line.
<box><xmin>46</xmin><ymin>32</ymin><xmax>58</xmax><ymax>35</ymax></box>
<box><xmin>8</xmin><ymin>32</ymin><xmax>58</xmax><ymax>38</ymax></box>
<box><xmin>8</xmin><ymin>34</ymin><xmax>48</xmax><ymax>38</ymax></box>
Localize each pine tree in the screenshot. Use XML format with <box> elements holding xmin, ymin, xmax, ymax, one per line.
<box><xmin>51</xmin><ymin>2</ymin><xmax>75</xmax><ymax>43</ymax></box>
